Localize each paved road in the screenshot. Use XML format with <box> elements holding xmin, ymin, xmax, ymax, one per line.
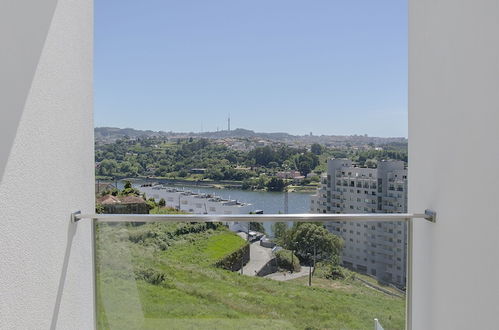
<box><xmin>237</xmin><ymin>232</ymin><xmax>274</xmax><ymax>276</ymax></box>
<box><xmin>236</xmin><ymin>232</ymin><xmax>311</xmax><ymax>280</ymax></box>
<box><xmin>264</xmin><ymin>266</ymin><xmax>312</xmax><ymax>281</ymax></box>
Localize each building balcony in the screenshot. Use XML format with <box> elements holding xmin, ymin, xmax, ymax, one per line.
<box><xmin>3</xmin><ymin>1</ymin><xmax>498</xmax><ymax>329</ymax></box>
<box><xmin>72</xmin><ymin>211</ymin><xmax>434</xmax><ymax>329</ymax></box>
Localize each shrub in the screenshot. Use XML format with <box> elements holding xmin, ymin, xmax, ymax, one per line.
<box><xmin>248</xmin><ymin>221</ymin><xmax>265</xmax><ymax>234</ymax></box>
<box><xmin>275</xmin><ymin>249</ymin><xmax>301</xmax><ymax>272</ymax></box>
<box><xmin>146</xmin><ymin>199</ymin><xmax>157</xmax><ymax>210</ymax></box>
<box><xmin>174</xmin><ymin>222</ymin><xmax>220</xmax><ymax>235</ymax></box>
<box><xmin>266</xmin><ymin>177</ymin><xmax>285</xmax><ymax>191</ymax></box>
<box><xmin>314</xmin><ymin>261</ymin><xmax>355</xmax><ymax>280</ymax></box>
<box><xmin>96</xmin><ymin>203</ymin><xmax>104</xmax><ymax>214</ymax></box>
<box><xmin>215</xmin><ymin>244</ymin><xmax>250</xmax><ymax>271</ymax></box>
<box><xmin>134</xmin><ymin>266</ymin><xmax>166</xmax><ymax>285</ymax></box>
<box><xmin>127</xmin><ymin>222</ymin><xmax>223</xmax><ymax>250</ymax></box>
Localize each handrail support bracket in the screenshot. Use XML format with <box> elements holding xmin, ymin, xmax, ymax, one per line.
<box><xmin>424</xmin><ymin>209</ymin><xmax>436</xmax><ymax>223</ymax></box>
<box><xmin>71</xmin><ymin>210</ymin><xmax>82</xmax><ymax>223</ymax></box>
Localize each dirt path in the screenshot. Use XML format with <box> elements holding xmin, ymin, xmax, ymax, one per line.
<box><xmin>264</xmin><ymin>266</ymin><xmax>312</xmax><ymax>281</ymax></box>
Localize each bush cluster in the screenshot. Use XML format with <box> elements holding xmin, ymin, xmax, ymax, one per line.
<box><xmin>127</xmin><ymin>222</ymin><xmax>221</xmax><ymax>250</ymax></box>
<box><xmin>215</xmin><ymin>244</ymin><xmax>250</xmax><ymax>271</ymax></box>
<box><xmin>313</xmin><ymin>261</ymin><xmax>355</xmax><ymax>281</ymax></box>
<box><xmin>275</xmin><ymin>249</ymin><xmax>301</xmax><ymax>272</ymax></box>
<box><xmin>134</xmin><ymin>266</ymin><xmax>166</xmax><ymax>285</ymax></box>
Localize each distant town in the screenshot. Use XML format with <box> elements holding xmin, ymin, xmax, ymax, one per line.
<box><xmin>95</xmin><ymin>126</ymin><xmax>407</xmax><ymax>148</ymax></box>
<box><xmin>94</xmin><ymin>127</ymin><xmax>407</xmax><ymax>193</ymax></box>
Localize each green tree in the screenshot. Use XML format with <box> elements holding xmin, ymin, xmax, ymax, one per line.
<box><xmin>275</xmin><ymin>249</ymin><xmax>301</xmax><ymax>272</ymax></box>
<box><xmin>119</xmin><ymin>161</ymin><xmax>140</xmax><ymax>176</ymax></box>
<box><xmin>266</xmin><ymin>177</ymin><xmax>285</xmax><ymax>192</ymax></box>
<box><xmin>120</xmin><ymin>181</ymin><xmax>141</xmax><ymax>196</ymax></box>
<box><xmin>268</xmin><ymin>161</ymin><xmax>279</xmax><ymax>168</ymax></box>
<box><xmin>249</xmin><ymin>222</ymin><xmax>265</xmax><ymax>234</ymax></box>
<box><xmin>295</xmin><ymin>153</ymin><xmax>319</xmax><ymax>176</ymax></box>
<box><xmin>206</xmin><ymin>168</ymin><xmax>224</xmax><ymax>181</ymax></box>
<box><xmin>271</xmin><ymin>222</ymin><xmax>288</xmax><ymax>241</ymax></box>
<box><xmin>98</xmin><ymin>159</ymin><xmax>118</xmax><ymax>176</ymax></box>
<box><xmin>285</xmin><ymin>223</ymin><xmax>343</xmax><ymax>264</ymax></box>
<box><xmin>96</xmin><ymin>203</ymin><xmax>104</xmax><ymax>214</ymax></box>
<box><xmin>249</xmin><ymin>146</ymin><xmax>275</xmax><ymax>166</ymax></box>
<box><xmin>311</xmin><ymin>143</ymin><xmax>323</xmax><ymax>155</ymax></box>
<box><xmin>158</xmin><ymin>198</ymin><xmax>166</xmax><ymax>207</ymax></box>
<box><xmin>365</xmin><ymin>159</ymin><xmax>378</xmax><ymax>168</ymax></box>
<box><xmin>256</xmin><ymin>175</ymin><xmax>267</xmax><ymax>190</ymax></box>
<box><xmin>146</xmin><ymin>199</ymin><xmax>157</xmax><ymax>210</ymax></box>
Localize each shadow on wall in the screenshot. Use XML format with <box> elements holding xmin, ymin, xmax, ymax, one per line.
<box><xmin>0</xmin><ymin>0</ymin><xmax>58</xmax><ymax>184</ymax></box>
<box><xmin>49</xmin><ymin>218</ymin><xmax>77</xmax><ymax>330</ymax></box>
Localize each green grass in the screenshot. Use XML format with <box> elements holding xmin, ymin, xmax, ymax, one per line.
<box><xmin>149</xmin><ymin>207</ymin><xmax>187</xmax><ymax>215</ymax></box>
<box><xmin>96</xmin><ymin>223</ymin><xmax>405</xmax><ymax>330</ymax></box>
<box><xmin>163</xmin><ymin>231</ymin><xmax>246</xmax><ymax>266</ymax></box>
<box><xmin>353</xmin><ymin>272</ymin><xmax>405</xmax><ymax>297</ymax></box>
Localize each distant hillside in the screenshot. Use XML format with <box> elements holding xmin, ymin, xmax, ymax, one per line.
<box><xmin>94</xmin><ymin>127</ymin><xmax>292</xmax><ymax>142</ymax></box>
<box><xmin>198</xmin><ymin>128</ymin><xmax>292</xmax><ymax>140</ymax></box>
<box><xmin>95</xmin><ymin>127</ymin><xmax>407</xmax><ymax>147</ymax></box>
<box><xmin>95</xmin><ymin>127</ymin><xmax>169</xmax><ymax>140</ymax></box>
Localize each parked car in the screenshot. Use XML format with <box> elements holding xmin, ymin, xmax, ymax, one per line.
<box><xmin>248</xmin><ymin>230</ymin><xmax>264</xmax><ymax>242</ymax></box>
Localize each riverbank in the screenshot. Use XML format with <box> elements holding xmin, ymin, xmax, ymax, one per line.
<box><xmin>138</xmin><ymin>185</ymin><xmax>312</xmax><ymax>215</ymax></box>
<box><xmin>96</xmin><ymin>176</ymin><xmax>319</xmax><ymax>193</ymax></box>
<box><xmin>96</xmin><ymin>176</ymin><xmax>244</xmax><ymax>189</ymax></box>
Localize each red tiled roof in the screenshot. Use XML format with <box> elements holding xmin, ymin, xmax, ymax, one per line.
<box><xmin>119</xmin><ymin>195</ymin><xmax>147</xmax><ymax>204</ymax></box>
<box><xmin>97</xmin><ymin>195</ymin><xmax>120</xmax><ymax>205</ymax></box>
<box><xmin>97</xmin><ymin>194</ymin><xmax>146</xmax><ymax>205</ymax></box>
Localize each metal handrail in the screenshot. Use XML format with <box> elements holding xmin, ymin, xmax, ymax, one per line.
<box><xmin>73</xmin><ymin>210</ymin><xmax>435</xmax><ymax>223</ymax></box>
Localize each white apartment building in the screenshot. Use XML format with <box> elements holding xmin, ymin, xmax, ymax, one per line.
<box><xmin>311</xmin><ymin>159</ymin><xmax>408</xmax><ymax>287</ymax></box>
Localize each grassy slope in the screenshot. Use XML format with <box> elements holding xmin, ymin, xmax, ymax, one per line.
<box><xmin>97</xmin><ymin>223</ymin><xmax>405</xmax><ymax>330</ymax></box>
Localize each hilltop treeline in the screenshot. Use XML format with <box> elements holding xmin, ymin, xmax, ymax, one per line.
<box><xmin>95</xmin><ymin>138</ymin><xmax>319</xmax><ymax>179</ymax></box>
<box><xmin>95</xmin><ymin>137</ymin><xmax>407</xmax><ymax>184</ymax></box>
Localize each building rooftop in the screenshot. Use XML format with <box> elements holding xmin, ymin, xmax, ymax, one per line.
<box><xmin>97</xmin><ymin>194</ymin><xmax>147</xmax><ymax>205</ymax></box>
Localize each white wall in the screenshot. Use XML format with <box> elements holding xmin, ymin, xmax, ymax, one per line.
<box><xmin>409</xmin><ymin>0</ymin><xmax>499</xmax><ymax>329</ymax></box>
<box><xmin>0</xmin><ymin>1</ymin><xmax>94</xmax><ymax>329</ymax></box>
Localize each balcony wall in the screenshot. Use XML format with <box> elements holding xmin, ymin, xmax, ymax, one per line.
<box><xmin>0</xmin><ymin>1</ymin><xmax>94</xmax><ymax>329</ymax></box>
<box><xmin>409</xmin><ymin>0</ymin><xmax>499</xmax><ymax>329</ymax></box>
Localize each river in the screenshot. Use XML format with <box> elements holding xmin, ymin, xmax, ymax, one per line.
<box><xmin>136</xmin><ymin>184</ymin><xmax>312</xmax><ymax>214</ymax></box>
<box><xmin>124</xmin><ymin>181</ymin><xmax>314</xmax><ymax>235</ymax></box>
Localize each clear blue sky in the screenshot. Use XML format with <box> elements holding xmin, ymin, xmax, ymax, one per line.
<box><xmin>95</xmin><ymin>0</ymin><xmax>407</xmax><ymax>137</ymax></box>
